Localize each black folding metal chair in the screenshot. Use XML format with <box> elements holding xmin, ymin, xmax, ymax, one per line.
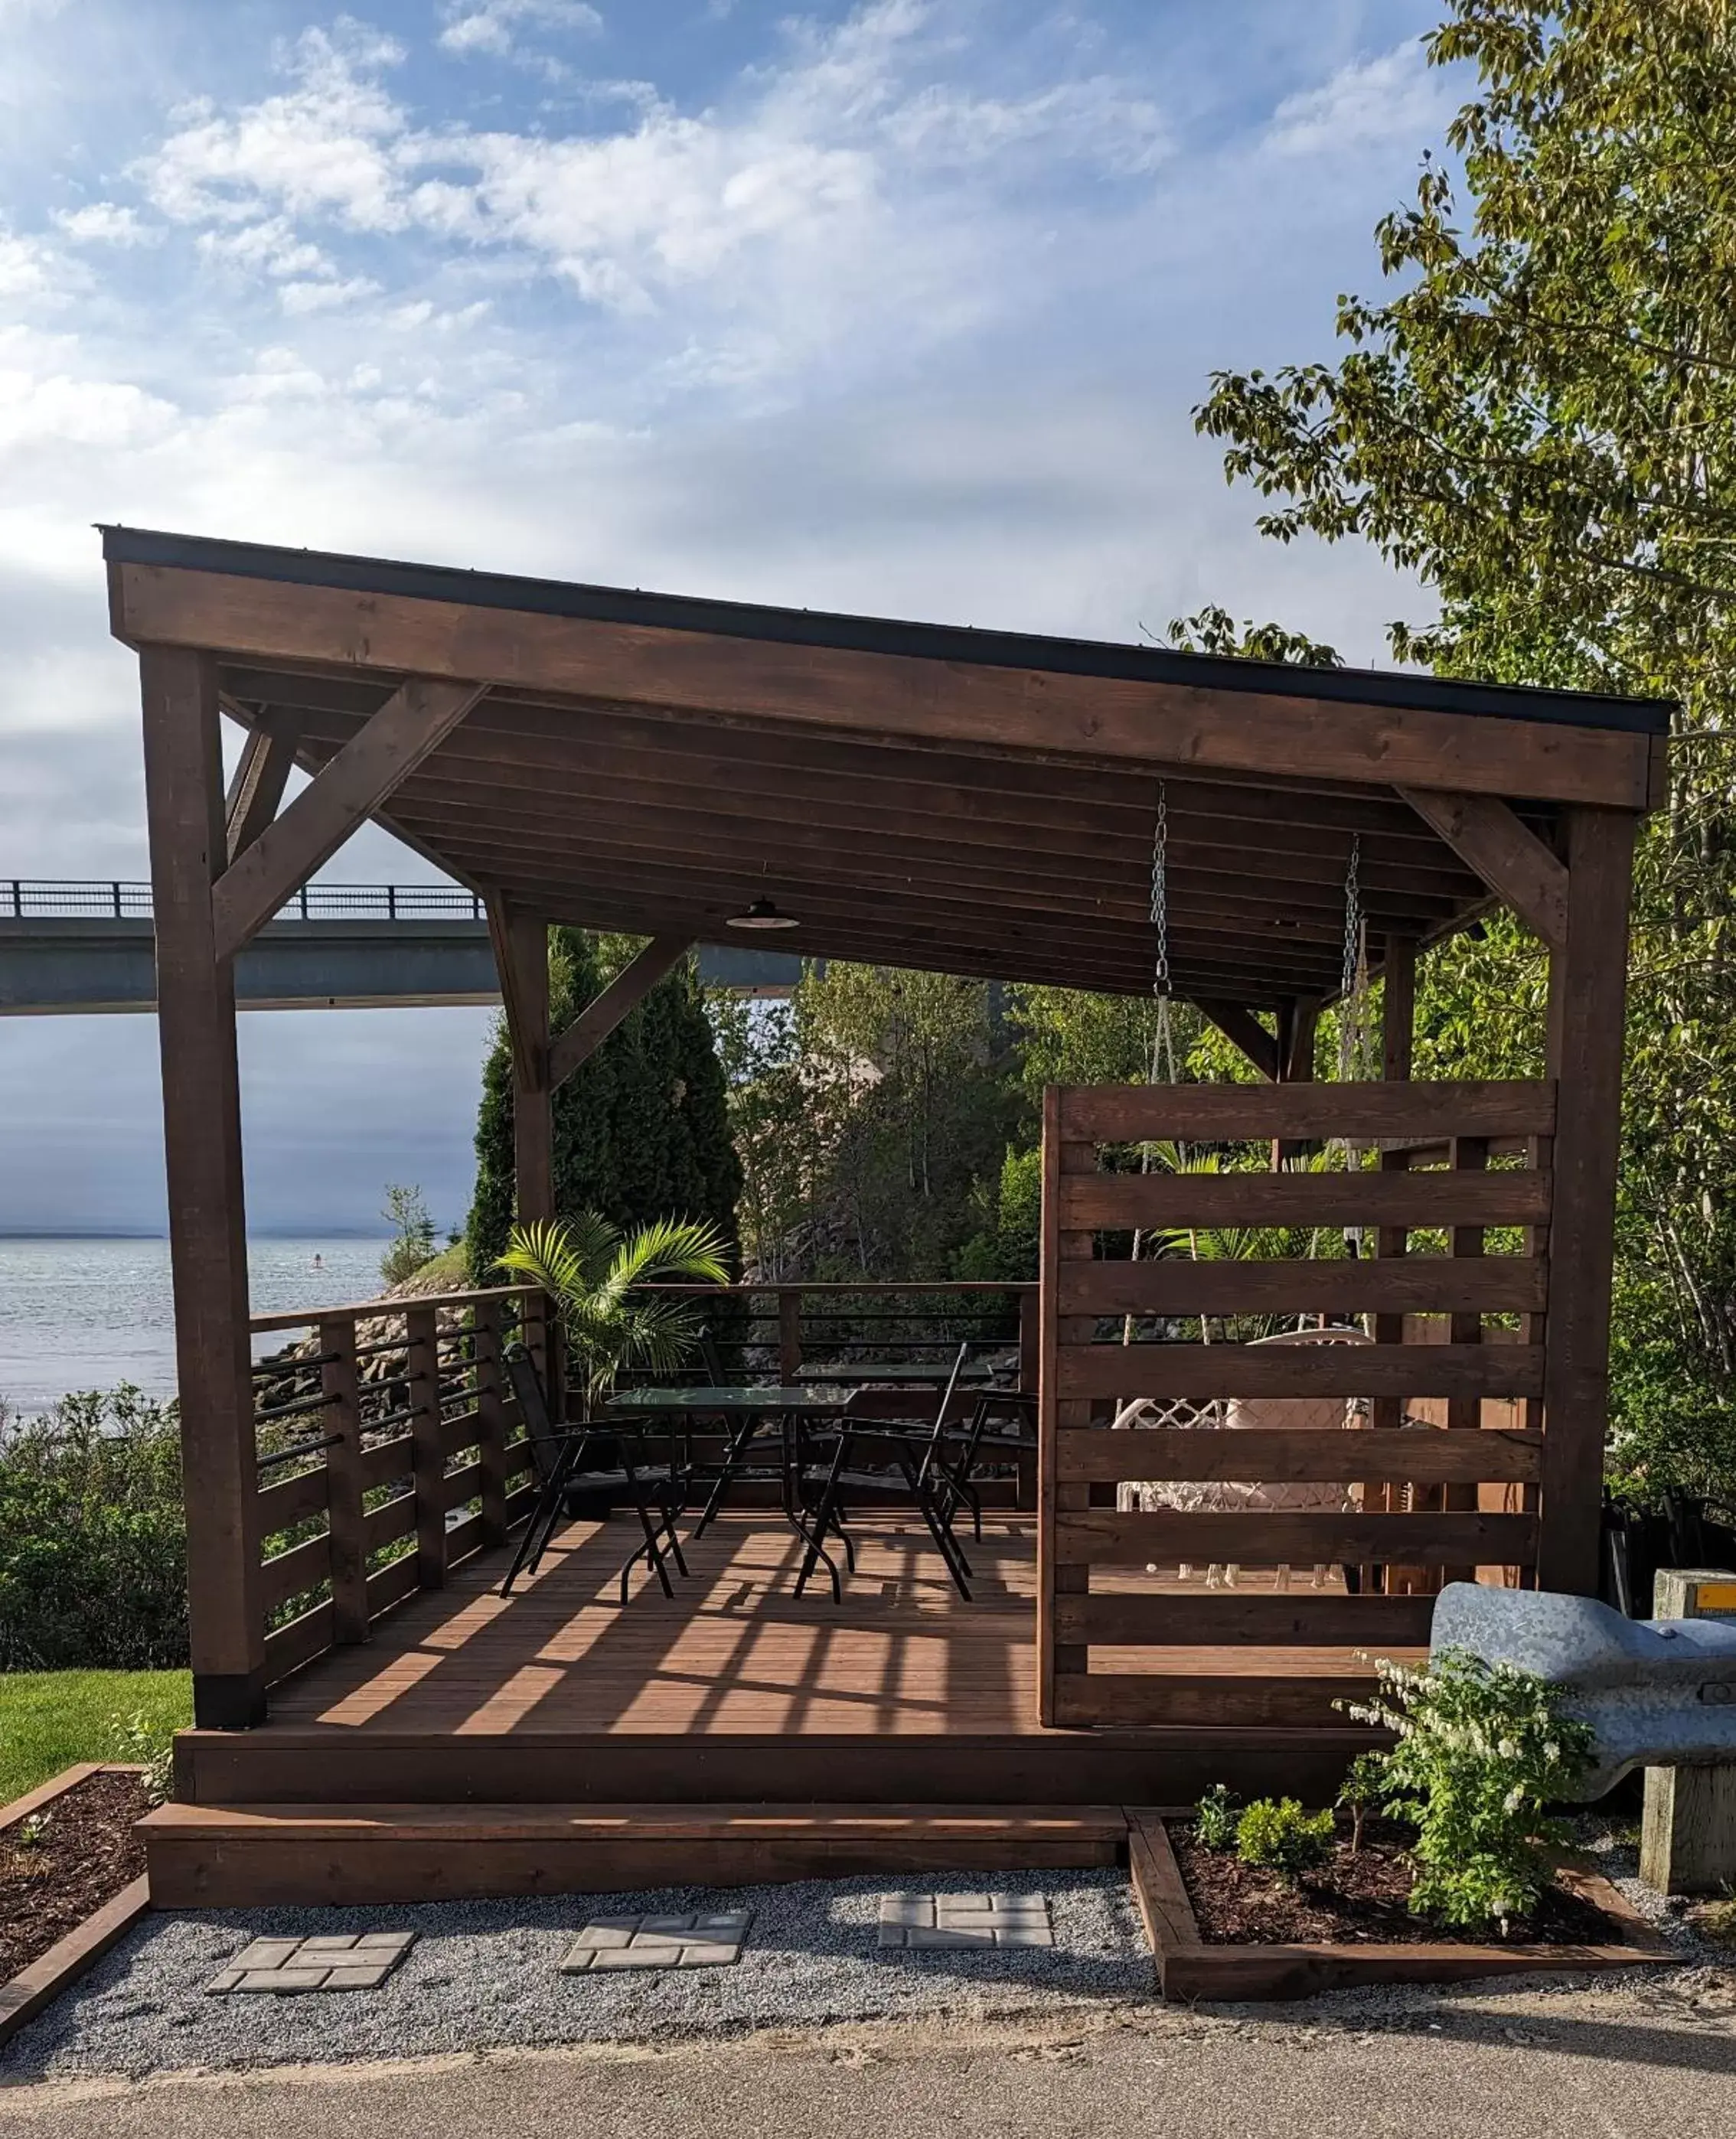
<box><xmin>500</xmin><ymin>1342</ymin><xmax>690</xmax><ymax>1602</ymax></box>
<box><xmin>795</xmin><ymin>1343</ymin><xmax>981</xmax><ymax>1600</ymax></box>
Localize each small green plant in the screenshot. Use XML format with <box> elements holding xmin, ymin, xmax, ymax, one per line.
<box><xmin>1194</xmin><ymin>1783</ymin><xmax>1240</xmax><ymax>1850</ymax></box>
<box><xmin>110</xmin><ymin>1709</ymin><xmax>174</xmax><ymax>1805</ymax></box>
<box><xmin>1336</xmin><ymin>1749</ymin><xmax>1390</xmax><ymax>1857</ymax></box>
<box><xmin>1235</xmin><ymin>1797</ymin><xmax>1335</xmax><ymax>1880</ymax></box>
<box><xmin>1342</xmin><ymin>1648</ymin><xmax>1596</xmax><ymax>1935</ymax></box>
<box><xmin>496</xmin><ymin>1213</ymin><xmax>731</xmax><ymax>1411</ymax></box>
<box><xmin>17</xmin><ymin>1811</ymin><xmax>50</xmax><ymax>1848</ymax></box>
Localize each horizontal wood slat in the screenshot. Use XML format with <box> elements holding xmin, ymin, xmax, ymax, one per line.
<box><xmin>1053</xmin><ymin>1674</ymin><xmax>1376</xmax><ymax>1729</ymax></box>
<box><xmin>442</xmin><ymin>1460</ymin><xmax>485</xmax><ymax>1513</ymax></box>
<box><xmin>364</xmin><ymin>1493</ymin><xmax>418</xmax><ymax>1555</ymax></box>
<box><xmin>257</xmin><ymin>1463</ymin><xmax>331</xmax><ymax>1536</ymax></box>
<box><xmin>1058</xmin><ymin>1257</ymin><xmax>1547</xmax><ymax>1316</ymax></box>
<box><xmin>361</xmin><ymin>1433</ymin><xmax>415</xmax><ymax>1490</ymax></box>
<box><xmin>366</xmin><ymin>1550</ymin><xmax>421</xmax><ymax>1618</ymax></box>
<box><xmin>1056</xmin><ymin>1508</ymin><xmax>1537</xmax><ymax>1567</ymax></box>
<box><xmin>1056</xmin><ymin>1343</ymin><xmax>1544</xmax><ymax>1401</ymax></box>
<box><xmin>1055</xmin><ymin>1592</ymin><xmax>1438</xmax><ymax>1648</ymax></box>
<box><xmin>1056</xmin><ymin>1079</ymin><xmax>1555</xmax><ymax>1143</ymax></box>
<box><xmin>263</xmin><ymin>1601</ymin><xmax>335</xmax><ymax>1687</ymax></box>
<box><xmin>1059</xmin><ymin>1169</ymin><xmax>1551</xmax><ymax>1231</ymax></box>
<box><xmin>1054</xmin><ymin>1426</ymin><xmax>1544</xmax><ymax>1486</ymax></box>
<box><xmin>259</xmin><ymin>1532</ymin><xmax>331</xmax><ymax>1616</ymax></box>
<box><xmin>438</xmin><ymin>1407</ymin><xmax>485</xmax><ymax>1462</ymax></box>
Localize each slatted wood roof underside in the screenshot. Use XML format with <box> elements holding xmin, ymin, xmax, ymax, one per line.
<box><xmin>222</xmin><ymin>667</ymin><xmax>1522</xmax><ymax>1003</ymax></box>
<box><xmin>103</xmin><ymin>529</ymin><xmax>1670</xmax><ymax>1009</ymax></box>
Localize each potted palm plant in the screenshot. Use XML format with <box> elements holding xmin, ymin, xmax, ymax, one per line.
<box><xmin>496</xmin><ymin>1211</ymin><xmax>732</xmax><ymax>1420</ymax></box>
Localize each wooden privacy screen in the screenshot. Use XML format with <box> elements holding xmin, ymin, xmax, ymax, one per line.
<box><xmin>1036</xmin><ymin>1078</ymin><xmax>1555</xmax><ymax>1730</ymax></box>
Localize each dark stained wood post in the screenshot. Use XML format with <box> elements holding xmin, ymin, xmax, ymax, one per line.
<box><xmin>1538</xmin><ymin>806</ymin><xmax>1638</xmax><ymax>1595</ymax></box>
<box><xmin>473</xmin><ymin>1299</ymin><xmax>511</xmax><ymax>1548</ymax></box>
<box><xmin>406</xmin><ymin>1306</ymin><xmax>448</xmax><ymax>1591</ymax></box>
<box><xmin>321</xmin><ymin>1314</ymin><xmax>370</xmax><ymax>1645</ymax></box>
<box><xmin>1364</xmin><ymin>937</ymin><xmax>1417</xmax><ymax>1590</ymax></box>
<box><xmin>139</xmin><ymin>645</ymin><xmax>266</xmax><ymax>1728</ymax></box>
<box><xmin>1039</xmin><ymin>1088</ymin><xmax>1095</xmax><ymax>1727</ymax></box>
<box><xmin>1016</xmin><ymin>1283</ymin><xmax>1040</xmax><ymax>1508</ymax></box>
<box><xmin>504</xmin><ymin>911</ymin><xmax>554</xmax><ymax>1234</ymax></box>
<box><xmin>778</xmin><ymin>1290</ymin><xmax>804</xmax><ymax>1383</ymax></box>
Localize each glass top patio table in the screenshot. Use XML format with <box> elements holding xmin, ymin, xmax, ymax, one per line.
<box><xmin>792</xmin><ymin>1361</ymin><xmax>997</xmax><ymax>1384</ymax></box>
<box><xmin>604</xmin><ymin>1386</ymin><xmax>857</xmax><ymax>1414</ymax></box>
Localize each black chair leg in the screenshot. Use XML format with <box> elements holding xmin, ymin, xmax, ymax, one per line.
<box><xmin>501</xmin><ymin>1436</ymin><xmax>582</xmax><ymax>1596</ymax></box>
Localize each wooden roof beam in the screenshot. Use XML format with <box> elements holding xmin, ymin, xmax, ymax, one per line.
<box><xmin>115</xmin><ymin>559</ymin><xmax>1658</xmax><ymax>808</ymax></box>
<box><xmin>1396</xmin><ymin>788</ymin><xmax>1569</xmax><ymax>952</ymax></box>
<box><xmin>210</xmin><ymin>678</ymin><xmax>487</xmax><ymax>959</ymax></box>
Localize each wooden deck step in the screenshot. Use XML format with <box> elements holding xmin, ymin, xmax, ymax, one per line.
<box><xmin>141</xmin><ymin>1802</ymin><xmax>1131</xmax><ymax>1907</ymax></box>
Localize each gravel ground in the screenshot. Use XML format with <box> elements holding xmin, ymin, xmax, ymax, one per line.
<box><xmin>0</xmin><ymin>1870</ymin><xmax>1150</xmax><ymax>2080</ymax></box>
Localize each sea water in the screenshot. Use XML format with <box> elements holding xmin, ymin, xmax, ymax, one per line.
<box><xmin>0</xmin><ymin>1236</ymin><xmax>393</xmax><ymax>1413</ymax></box>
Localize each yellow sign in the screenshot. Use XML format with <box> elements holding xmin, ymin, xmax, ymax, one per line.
<box><xmin>1696</xmin><ymin>1582</ymin><xmax>1736</xmax><ymax>1613</ymax></box>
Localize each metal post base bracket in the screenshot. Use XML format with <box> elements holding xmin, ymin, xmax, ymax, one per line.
<box><xmin>1431</xmin><ymin>1580</ymin><xmax>1736</xmax><ymax>1798</ymax></box>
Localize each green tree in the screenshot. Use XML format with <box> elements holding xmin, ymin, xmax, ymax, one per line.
<box><xmin>466</xmin><ymin>931</ymin><xmax>742</xmax><ymax>1285</ymax></box>
<box><xmin>1191</xmin><ymin>0</ymin><xmax>1736</xmax><ymax>1500</ymax></box>
<box><xmin>380</xmin><ymin>1183</ymin><xmax>436</xmax><ymax>1287</ymax></box>
<box><xmin>791</xmin><ymin>963</ymin><xmax>1015</xmax><ymax>1279</ymax></box>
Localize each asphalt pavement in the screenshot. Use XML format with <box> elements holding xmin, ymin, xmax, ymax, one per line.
<box><xmin>2</xmin><ymin>1968</ymin><xmax>1734</xmax><ymax>2139</ymax></box>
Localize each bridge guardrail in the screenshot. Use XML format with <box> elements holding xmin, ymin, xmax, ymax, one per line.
<box><xmin>4</xmin><ymin>881</ymin><xmax>487</xmax><ymax>923</ymax></box>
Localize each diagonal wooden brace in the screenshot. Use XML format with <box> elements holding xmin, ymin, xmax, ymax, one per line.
<box><xmin>210</xmin><ymin>677</ymin><xmax>487</xmax><ymax>959</ymax></box>
<box><xmin>1193</xmin><ymin>999</ymin><xmax>1278</xmax><ymax>1083</ymax></box>
<box><xmin>1398</xmin><ymin>787</ymin><xmax>1568</xmax><ymax>952</ymax></box>
<box><xmin>548</xmin><ymin>935</ymin><xmax>693</xmax><ymax>1091</ymax></box>
<box><xmin>223</xmin><ymin>706</ymin><xmax>302</xmax><ymax>865</ymax></box>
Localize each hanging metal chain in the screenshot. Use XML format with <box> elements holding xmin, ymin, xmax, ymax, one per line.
<box><xmin>1150</xmin><ymin>782</ymin><xmax>1170</xmax><ymax>1000</ymax></box>
<box><xmin>1339</xmin><ymin>833</ymin><xmax>1362</xmax><ymax>1016</ymax></box>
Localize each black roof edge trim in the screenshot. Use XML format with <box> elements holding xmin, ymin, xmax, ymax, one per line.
<box><xmin>99</xmin><ymin>525</ymin><xmax>1674</xmax><ymax>736</ymax></box>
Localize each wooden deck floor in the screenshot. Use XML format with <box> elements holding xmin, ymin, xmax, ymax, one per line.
<box><xmin>179</xmin><ymin>1520</ymin><xmax>1389</xmax><ymax>1811</ymax></box>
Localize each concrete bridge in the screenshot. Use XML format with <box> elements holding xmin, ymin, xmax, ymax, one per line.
<box><xmin>0</xmin><ymin>882</ymin><xmax>801</xmax><ymax>1012</ymax></box>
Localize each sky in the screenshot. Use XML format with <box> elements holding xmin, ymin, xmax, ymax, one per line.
<box><xmin>0</xmin><ymin>0</ymin><xmax>1460</xmax><ymax>1235</ymax></box>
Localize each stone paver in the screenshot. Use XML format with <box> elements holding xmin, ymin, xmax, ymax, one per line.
<box><xmin>877</xmin><ymin>1892</ymin><xmax>1054</xmax><ymax>1949</ymax></box>
<box><xmin>204</xmin><ymin>1932</ymin><xmax>415</xmax><ymax>1997</ymax></box>
<box><xmin>561</xmin><ymin>1910</ymin><xmax>752</xmax><ymax>1972</ymax></box>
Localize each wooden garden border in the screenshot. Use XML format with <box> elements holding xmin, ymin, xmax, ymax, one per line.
<box><xmin>0</xmin><ymin>1764</ymin><xmax>153</xmax><ymax>2047</ymax></box>
<box><xmin>1124</xmin><ymin>1810</ymin><xmax>1668</xmax><ymax>2003</ymax></box>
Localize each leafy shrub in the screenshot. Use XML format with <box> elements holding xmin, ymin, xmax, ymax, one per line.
<box><xmin>0</xmin><ymin>1387</ymin><xmax>187</xmax><ymax>1669</ymax></box>
<box><xmin>1336</xmin><ymin>1749</ymin><xmax>1391</xmax><ymax>1856</ymax></box>
<box><xmin>1194</xmin><ymin>1783</ymin><xmax>1240</xmax><ymax>1850</ymax></box>
<box><xmin>1234</xmin><ymin>1797</ymin><xmax>1335</xmax><ymax>1879</ymax></box>
<box><xmin>110</xmin><ymin>1707</ymin><xmax>175</xmax><ymax>1805</ymax></box>
<box><xmin>1343</xmin><ymin>1648</ymin><xmax>1596</xmax><ymax>1934</ymax></box>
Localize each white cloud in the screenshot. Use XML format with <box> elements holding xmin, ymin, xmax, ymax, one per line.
<box><xmin>138</xmin><ymin>24</ymin><xmax>410</xmax><ymax>232</ymax></box>
<box><xmin>55</xmin><ymin>201</ymin><xmax>153</xmax><ymax>245</ymax></box>
<box><xmin>0</xmin><ymin>227</ymin><xmax>56</xmax><ymax>297</ymax></box>
<box><xmin>1265</xmin><ymin>41</ymin><xmax>1447</xmax><ymax>157</ymax></box>
<box><xmin>438</xmin><ymin>0</ymin><xmax>603</xmax><ymax>60</ymax></box>
<box><xmin>278</xmin><ymin>273</ymin><xmax>380</xmax><ymax>314</ymax></box>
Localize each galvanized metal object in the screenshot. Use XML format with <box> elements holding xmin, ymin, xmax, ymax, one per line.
<box><xmin>1431</xmin><ymin>1581</ymin><xmax>1736</xmax><ymax>1796</ymax></box>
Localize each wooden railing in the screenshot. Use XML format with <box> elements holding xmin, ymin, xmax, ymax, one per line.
<box><xmin>617</xmin><ymin>1280</ymin><xmax>1037</xmax><ymax>1392</ymax></box>
<box><xmin>248</xmin><ymin>1284</ymin><xmax>550</xmax><ymax>1687</ymax></box>
<box><xmin>1039</xmin><ymin>1079</ymin><xmax>1555</xmax><ymax>1730</ymax></box>
<box><xmin>246</xmin><ymin>1277</ymin><xmax>1036</xmax><ymax>1687</ymax></box>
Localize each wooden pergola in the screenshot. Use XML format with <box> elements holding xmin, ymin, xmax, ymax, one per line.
<box><xmin>106</xmin><ymin>526</ymin><xmax>1666</xmax><ymax>1759</ymax></box>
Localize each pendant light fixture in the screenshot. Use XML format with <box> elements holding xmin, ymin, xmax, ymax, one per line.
<box><xmin>726</xmin><ymin>895</ymin><xmax>798</xmax><ymax>931</ymax></box>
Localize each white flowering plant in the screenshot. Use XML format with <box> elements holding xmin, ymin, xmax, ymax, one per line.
<box><xmin>1340</xmin><ymin>1648</ymin><xmax>1597</xmax><ymax>1935</ymax></box>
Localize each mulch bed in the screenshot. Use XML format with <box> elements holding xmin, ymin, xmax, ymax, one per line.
<box><xmin>1173</xmin><ymin>1817</ymin><xmax>1626</xmax><ymax>1948</ymax></box>
<box><xmin>0</xmin><ymin>1772</ymin><xmax>150</xmax><ymax>1982</ymax></box>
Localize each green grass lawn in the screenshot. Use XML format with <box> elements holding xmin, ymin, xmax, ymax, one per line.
<box><xmin>0</xmin><ymin>1671</ymin><xmax>191</xmax><ymax>1804</ymax></box>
